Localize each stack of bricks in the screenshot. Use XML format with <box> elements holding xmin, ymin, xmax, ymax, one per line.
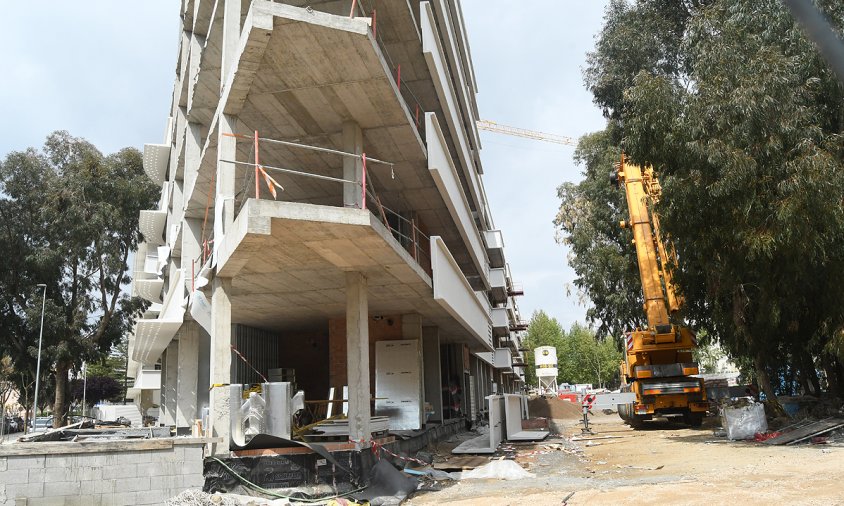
<box><xmin>0</xmin><ymin>443</ymin><xmax>206</xmax><ymax>506</ymax></box>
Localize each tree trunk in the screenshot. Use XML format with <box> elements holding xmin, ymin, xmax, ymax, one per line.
<box><xmin>753</xmin><ymin>353</ymin><xmax>777</xmax><ymax>401</ymax></box>
<box><xmin>53</xmin><ymin>362</ymin><xmax>70</xmax><ymax>428</ymax></box>
<box><xmin>822</xmin><ymin>356</ymin><xmax>844</xmax><ymax>399</ymax></box>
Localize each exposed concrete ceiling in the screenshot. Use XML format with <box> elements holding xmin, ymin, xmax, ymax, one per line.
<box><xmin>214</xmin><ymin>199</ymin><xmax>488</xmax><ymax>349</ymax></box>
<box><xmin>184</xmin><ymin>1</ymin><xmax>481</xmax><ymax>284</ymax></box>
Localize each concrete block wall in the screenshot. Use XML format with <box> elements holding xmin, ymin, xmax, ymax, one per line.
<box><xmin>0</xmin><ymin>444</ymin><xmax>205</xmax><ymax>506</ymax></box>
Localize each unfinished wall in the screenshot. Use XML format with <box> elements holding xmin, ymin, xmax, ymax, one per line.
<box><xmin>0</xmin><ymin>440</ymin><xmax>206</xmax><ymax>506</ymax></box>
<box><xmin>277</xmin><ymin>331</ymin><xmax>329</xmax><ymax>401</ymax></box>
<box><xmin>328</xmin><ymin>314</ymin><xmax>405</xmax><ymax>390</ymax></box>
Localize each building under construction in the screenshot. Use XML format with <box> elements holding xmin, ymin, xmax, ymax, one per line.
<box><xmin>126</xmin><ymin>0</ymin><xmax>527</xmax><ymax>483</ymax></box>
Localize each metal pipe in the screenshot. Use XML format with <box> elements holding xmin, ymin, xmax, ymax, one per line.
<box><xmin>220</xmin><ymin>160</ymin><xmax>358</xmax><ymax>185</ymax></box>
<box><xmin>32</xmin><ymin>284</ymin><xmax>47</xmax><ymax>430</ymax></box>
<box><xmin>783</xmin><ymin>0</ymin><xmax>844</xmax><ymax>84</ymax></box>
<box><xmin>230</xmin><ymin>134</ymin><xmax>394</xmax><ymax>167</ymax></box>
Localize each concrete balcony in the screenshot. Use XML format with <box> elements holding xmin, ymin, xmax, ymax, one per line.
<box><xmin>492</xmin><ymin>348</ymin><xmax>512</xmax><ymax>372</ymax></box>
<box><xmin>421</xmin><ymin>1</ymin><xmax>484</xmax><ymax>218</ymax></box>
<box><xmin>483</xmin><ymin>230</ymin><xmax>505</xmax><ymax>269</ymax></box>
<box><xmin>489</xmin><ymin>268</ymin><xmax>507</xmax><ymax>304</ymax></box>
<box><xmin>212</xmin><ymin>199</ymin><xmax>493</xmax><ymax>352</ymax></box>
<box><xmin>491</xmin><ymin>307</ymin><xmax>509</xmax><ymax>338</ymax></box>
<box><xmin>180</xmin><ymin>1</ymin><xmax>485</xmax><ymax>287</ymax></box>
<box><xmin>427</xmin><ymin>112</ymin><xmax>490</xmax><ymax>290</ymax></box>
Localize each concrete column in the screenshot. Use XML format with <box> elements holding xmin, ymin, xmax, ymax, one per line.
<box><xmin>216</xmin><ymin>113</ymin><xmax>237</xmax><ymax>244</ymax></box>
<box><xmin>176</xmin><ymin>322</ymin><xmax>200</xmax><ymax>430</ymax></box>
<box><xmin>209</xmin><ymin>277</ymin><xmax>232</xmax><ymax>455</ymax></box>
<box><xmin>342</xmin><ymin>121</ymin><xmax>363</xmax><ymax>208</ymax></box>
<box><xmin>162</xmin><ymin>340</ymin><xmax>179</xmax><ymax>426</ymax></box>
<box><xmin>221</xmin><ymin>0</ymin><xmax>242</xmax><ymax>88</ymax></box>
<box><xmin>346</xmin><ymin>272</ymin><xmax>370</xmax><ymax>448</ymax></box>
<box><xmin>422</xmin><ymin>327</ymin><xmax>443</xmax><ymax>423</ymax></box>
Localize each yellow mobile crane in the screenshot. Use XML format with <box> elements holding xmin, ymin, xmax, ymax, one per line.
<box><xmin>612</xmin><ymin>157</ymin><xmax>709</xmax><ymax>427</ymax></box>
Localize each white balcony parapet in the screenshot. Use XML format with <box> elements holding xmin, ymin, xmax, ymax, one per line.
<box><xmin>431</xmin><ymin>236</ymin><xmax>493</xmax><ymax>351</ymax></box>
<box><xmin>421</xmin><ymin>2</ymin><xmax>485</xmax><ymax>220</ymax></box>
<box><xmin>426</xmin><ymin>112</ymin><xmax>489</xmax><ymax>288</ymax></box>
<box><xmin>491</xmin><ymin>307</ymin><xmax>509</xmax><ymax>338</ymax></box>
<box><xmin>493</xmin><ymin>348</ymin><xmax>513</xmax><ymax>371</ymax></box>
<box><xmin>489</xmin><ymin>267</ymin><xmax>507</xmax><ymax>304</ymax></box>
<box><xmin>475</xmin><ymin>352</ymin><xmax>493</xmax><ymax>366</ymax></box>
<box><xmin>143</xmin><ymin>143</ymin><xmax>170</xmax><ymax>186</ymax></box>
<box><xmin>483</xmin><ymin>229</ymin><xmax>504</xmax><ymax>269</ymax></box>
<box><xmin>139</xmin><ymin>210</ymin><xmax>167</xmax><ymax>245</ymax></box>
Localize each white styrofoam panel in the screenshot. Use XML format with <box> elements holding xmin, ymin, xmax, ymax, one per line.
<box><xmin>139</xmin><ymin>210</ymin><xmax>167</xmax><ymax>245</ymax></box>
<box><xmin>135</xmin><ymin>278</ymin><xmax>164</xmax><ymax>304</ymax></box>
<box><xmin>375</xmin><ymin>340</ymin><xmax>423</xmax><ymax>430</ymax></box>
<box><xmin>143</xmin><ymin>143</ymin><xmax>171</xmax><ymax>186</ymax></box>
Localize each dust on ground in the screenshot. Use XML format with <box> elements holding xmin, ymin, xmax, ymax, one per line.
<box><xmin>406</xmin><ymin>412</ymin><xmax>844</xmax><ymax>505</ymax></box>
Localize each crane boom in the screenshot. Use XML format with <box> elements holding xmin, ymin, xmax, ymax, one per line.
<box><xmin>476</xmin><ymin>120</ymin><xmax>577</xmax><ymax>146</ymax></box>
<box><xmin>613</xmin><ymin>156</ymin><xmax>708</xmax><ymax>428</ymax></box>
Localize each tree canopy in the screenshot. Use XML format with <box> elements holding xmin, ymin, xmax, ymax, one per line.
<box><xmin>556</xmin><ymin>0</ymin><xmax>844</xmax><ymax>398</ymax></box>
<box><xmin>523</xmin><ymin>311</ymin><xmax>621</xmax><ymax>389</ymax></box>
<box><xmin>0</xmin><ymin>131</ymin><xmax>158</xmax><ymax>425</ymax></box>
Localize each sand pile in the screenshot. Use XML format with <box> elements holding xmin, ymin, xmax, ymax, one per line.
<box><xmin>527</xmin><ymin>395</ymin><xmax>582</xmax><ymax>420</ymax></box>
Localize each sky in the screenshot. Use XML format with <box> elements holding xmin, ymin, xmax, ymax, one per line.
<box><xmin>0</xmin><ymin>1</ymin><xmax>610</xmax><ymax>331</ymax></box>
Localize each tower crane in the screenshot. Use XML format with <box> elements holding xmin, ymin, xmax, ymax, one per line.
<box><xmin>476</xmin><ymin>120</ymin><xmax>578</xmax><ymax>146</ymax></box>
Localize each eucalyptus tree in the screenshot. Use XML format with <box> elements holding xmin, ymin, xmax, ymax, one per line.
<box><xmin>0</xmin><ymin>131</ymin><xmax>157</xmax><ymax>425</ymax></box>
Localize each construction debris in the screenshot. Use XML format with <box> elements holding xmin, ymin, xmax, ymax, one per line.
<box><xmin>460</xmin><ymin>459</ymin><xmax>535</xmax><ymax>480</ymax></box>
<box><xmin>761</xmin><ymin>418</ymin><xmax>844</xmax><ymax>446</ymax></box>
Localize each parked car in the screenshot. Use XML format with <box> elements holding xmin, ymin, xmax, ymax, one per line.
<box><xmin>4</xmin><ymin>416</ymin><xmax>25</xmax><ymax>433</ymax></box>
<box><xmin>29</xmin><ymin>416</ymin><xmax>53</xmax><ymax>432</ymax></box>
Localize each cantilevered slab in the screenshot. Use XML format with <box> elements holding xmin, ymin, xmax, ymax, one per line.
<box><xmin>214</xmin><ymin>199</ymin><xmax>491</xmax><ymax>351</ymax></box>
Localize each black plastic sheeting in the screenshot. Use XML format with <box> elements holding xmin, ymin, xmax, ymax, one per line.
<box><xmin>351</xmin><ymin>459</ymin><xmax>419</xmax><ymax>506</ymax></box>
<box><xmin>204</xmin><ymin>451</ymin><xmax>362</xmax><ymax>495</ymax></box>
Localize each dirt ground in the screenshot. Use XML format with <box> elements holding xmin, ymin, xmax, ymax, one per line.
<box><xmin>406</xmin><ymin>412</ymin><xmax>844</xmax><ymax>505</ymax></box>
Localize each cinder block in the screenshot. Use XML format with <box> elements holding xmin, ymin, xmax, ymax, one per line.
<box><xmin>0</xmin><ymin>457</ymin><xmax>7</xmax><ymax>472</ymax></box>
<box><xmin>44</xmin><ymin>480</ymin><xmax>81</xmax><ymax>497</ymax></box>
<box><xmin>157</xmin><ymin>475</ymin><xmax>188</xmax><ymax>490</ymax></box>
<box><xmin>112</xmin><ymin>476</ymin><xmax>150</xmax><ymax>493</ymax></box>
<box><xmin>20</xmin><ymin>497</ymin><xmax>66</xmax><ymax>506</ymax></box>
<box><xmin>80</xmin><ymin>479</ymin><xmax>114</xmax><ymax>495</ymax></box>
<box><xmin>64</xmin><ymin>495</ymin><xmax>102</xmax><ymax>506</ymax></box>
<box><xmin>43</xmin><ymin>467</ymin><xmax>72</xmax><ymax>482</ymax></box>
<box><xmin>115</xmin><ymin>451</ymin><xmax>139</xmax><ymax>466</ymax></box>
<box><xmin>101</xmin><ymin>491</ymin><xmax>136</xmax><ymax>506</ymax></box>
<box><xmin>133</xmin><ymin>488</ymin><xmax>170</xmax><ymax>505</ymax></box>
<box><xmin>9</xmin><ymin>456</ymin><xmax>45</xmax><ymax>469</ymax></box>
<box><xmin>137</xmin><ymin>461</ymin><xmax>179</xmax><ymax>478</ymax></box>
<box><xmin>4</xmin><ymin>481</ymin><xmax>44</xmax><ymax>500</ymax></box>
<box><xmin>0</xmin><ymin>469</ymin><xmax>29</xmax><ymax>486</ymax></box>
<box><xmin>179</xmin><ymin>460</ymin><xmax>204</xmax><ymax>476</ymax></box>
<box><xmin>44</xmin><ymin>456</ymin><xmax>75</xmax><ymax>469</ymax></box>
<box><xmin>185</xmin><ymin>475</ymin><xmax>206</xmax><ymax>488</ymax></box>
<box><xmin>100</xmin><ymin>464</ymin><xmax>137</xmax><ymax>480</ymax></box>
<box><xmin>81</xmin><ymin>454</ymin><xmax>118</xmax><ymax>468</ymax></box>
<box><xmin>27</xmin><ymin>467</ymin><xmax>45</xmax><ymax>484</ymax></box>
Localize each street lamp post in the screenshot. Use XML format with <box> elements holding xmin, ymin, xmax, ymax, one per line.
<box><xmin>32</xmin><ymin>284</ymin><xmax>47</xmax><ymax>431</ymax></box>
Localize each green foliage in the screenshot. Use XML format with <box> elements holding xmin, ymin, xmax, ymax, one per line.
<box><xmin>523</xmin><ymin>311</ymin><xmax>622</xmax><ymax>389</ymax></box>
<box><xmin>558</xmin><ymin>323</ymin><xmax>622</xmax><ymax>389</ymax></box>
<box><xmin>522</xmin><ymin>311</ymin><xmax>565</xmax><ymax>386</ymax></box>
<box><xmin>0</xmin><ymin>132</ymin><xmax>158</xmax><ymax>424</ymax></box>
<box><xmin>555</xmin><ymin>129</ymin><xmax>645</xmax><ymax>340</ymax></box>
<box><xmin>70</xmin><ymin>375</ymin><xmax>123</xmax><ymax>406</ymax></box>
<box><xmin>560</xmin><ymin>0</ymin><xmax>844</xmax><ymax>397</ymax></box>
